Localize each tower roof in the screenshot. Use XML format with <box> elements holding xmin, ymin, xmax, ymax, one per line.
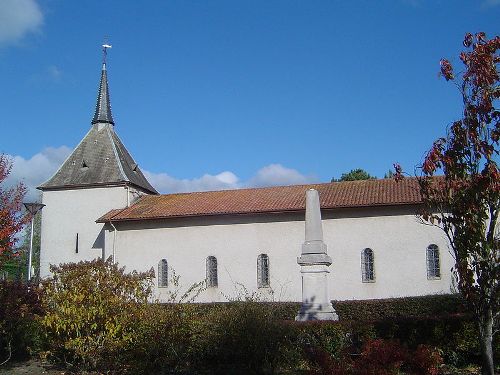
<box><xmin>38</xmin><ymin>51</ymin><xmax>158</xmax><ymax>195</ymax></box>
<box><xmin>91</xmin><ymin>63</ymin><xmax>114</xmax><ymax>125</ymax></box>
<box><xmin>38</xmin><ymin>124</ymin><xmax>157</xmax><ymax>194</ymax></box>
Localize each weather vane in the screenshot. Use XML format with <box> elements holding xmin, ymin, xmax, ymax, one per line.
<box><xmin>102</xmin><ymin>36</ymin><xmax>112</xmax><ymax>64</ymax></box>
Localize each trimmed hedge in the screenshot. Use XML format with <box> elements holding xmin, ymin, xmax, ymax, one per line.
<box><xmin>177</xmin><ymin>294</ymin><xmax>467</xmax><ymax>322</ymax></box>
<box><xmin>332</xmin><ymin>294</ymin><xmax>467</xmax><ymax>321</ymax></box>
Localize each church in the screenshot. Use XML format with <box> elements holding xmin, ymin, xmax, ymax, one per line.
<box><xmin>38</xmin><ymin>55</ymin><xmax>454</xmax><ymax>303</ymax></box>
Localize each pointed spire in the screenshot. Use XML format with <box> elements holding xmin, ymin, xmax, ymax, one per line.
<box><xmin>92</xmin><ymin>44</ymin><xmax>114</xmax><ymax>125</ymax></box>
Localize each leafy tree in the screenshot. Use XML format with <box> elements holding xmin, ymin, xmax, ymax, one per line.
<box><xmin>384</xmin><ymin>169</ymin><xmax>395</xmax><ymax>179</ymax></box>
<box><xmin>331</xmin><ymin>168</ymin><xmax>376</xmax><ymax>182</ymax></box>
<box><xmin>0</xmin><ymin>155</ymin><xmax>27</xmax><ymax>271</ymax></box>
<box><xmin>396</xmin><ymin>32</ymin><xmax>499</xmax><ymax>374</ymax></box>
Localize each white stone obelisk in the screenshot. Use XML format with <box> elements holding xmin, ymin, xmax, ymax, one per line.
<box><xmin>295</xmin><ymin>189</ymin><xmax>338</xmax><ymax>321</ymax></box>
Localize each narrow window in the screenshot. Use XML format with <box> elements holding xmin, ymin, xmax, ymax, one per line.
<box><xmin>257</xmin><ymin>254</ymin><xmax>270</xmax><ymax>288</ymax></box>
<box><xmin>158</xmin><ymin>259</ymin><xmax>168</xmax><ymax>287</ymax></box>
<box><xmin>361</xmin><ymin>248</ymin><xmax>375</xmax><ymax>282</ymax></box>
<box><xmin>426</xmin><ymin>244</ymin><xmax>441</xmax><ymax>279</ymax></box>
<box><xmin>75</xmin><ymin>233</ymin><xmax>79</xmax><ymax>253</ymax></box>
<box><xmin>206</xmin><ymin>256</ymin><xmax>218</xmax><ymax>287</ymax></box>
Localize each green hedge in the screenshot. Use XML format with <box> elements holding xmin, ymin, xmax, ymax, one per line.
<box><xmin>149</xmin><ymin>295</ymin><xmax>484</xmax><ymax>372</ymax></box>
<box><xmin>332</xmin><ymin>294</ymin><xmax>467</xmax><ymax>321</ymax></box>
<box><xmin>176</xmin><ymin>294</ymin><xmax>467</xmax><ymax>322</ymax></box>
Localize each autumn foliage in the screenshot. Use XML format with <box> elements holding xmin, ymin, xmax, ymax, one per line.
<box><xmin>396</xmin><ymin>32</ymin><xmax>499</xmax><ymax>374</ymax></box>
<box><xmin>0</xmin><ymin>280</ymin><xmax>43</xmax><ymax>362</ymax></box>
<box><xmin>41</xmin><ymin>258</ymin><xmax>154</xmax><ymax>371</ymax></box>
<box><xmin>0</xmin><ymin>155</ymin><xmax>27</xmax><ymax>269</ymax></box>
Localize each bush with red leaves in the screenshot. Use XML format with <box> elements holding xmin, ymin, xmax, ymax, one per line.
<box><xmin>0</xmin><ymin>280</ymin><xmax>43</xmax><ymax>363</ymax></box>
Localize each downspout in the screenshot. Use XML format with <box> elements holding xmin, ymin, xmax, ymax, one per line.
<box><xmin>126</xmin><ymin>186</ymin><xmax>130</xmax><ymax>207</ymax></box>
<box><xmin>109</xmin><ymin>221</ymin><xmax>117</xmax><ymax>264</ymax></box>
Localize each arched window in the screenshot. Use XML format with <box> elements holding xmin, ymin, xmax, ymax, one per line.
<box><xmin>361</xmin><ymin>248</ymin><xmax>375</xmax><ymax>282</ymax></box>
<box><xmin>257</xmin><ymin>254</ymin><xmax>270</xmax><ymax>288</ymax></box>
<box><xmin>206</xmin><ymin>256</ymin><xmax>218</xmax><ymax>287</ymax></box>
<box><xmin>426</xmin><ymin>244</ymin><xmax>441</xmax><ymax>279</ymax></box>
<box><xmin>158</xmin><ymin>259</ymin><xmax>168</xmax><ymax>287</ymax></box>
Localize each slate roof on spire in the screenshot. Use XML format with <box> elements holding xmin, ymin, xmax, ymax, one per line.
<box><xmin>38</xmin><ymin>124</ymin><xmax>157</xmax><ymax>194</ymax></box>
<box><xmin>91</xmin><ymin>63</ymin><xmax>114</xmax><ymax>125</ymax></box>
<box><xmin>38</xmin><ymin>58</ymin><xmax>157</xmax><ymax>195</ymax></box>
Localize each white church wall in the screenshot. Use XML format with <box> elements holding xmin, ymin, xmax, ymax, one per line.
<box><xmin>107</xmin><ymin>205</ymin><xmax>453</xmax><ymax>302</ymax></box>
<box><xmin>324</xmin><ymin>209</ymin><xmax>453</xmax><ymax>300</ymax></box>
<box><xmin>40</xmin><ymin>186</ymin><xmax>129</xmax><ymax>278</ymax></box>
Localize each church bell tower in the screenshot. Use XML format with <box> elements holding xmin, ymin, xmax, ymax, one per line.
<box><xmin>38</xmin><ymin>46</ymin><xmax>157</xmax><ymax>277</ymax></box>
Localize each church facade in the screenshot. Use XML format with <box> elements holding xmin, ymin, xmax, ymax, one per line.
<box><xmin>38</xmin><ymin>58</ymin><xmax>454</xmax><ymax>302</ymax></box>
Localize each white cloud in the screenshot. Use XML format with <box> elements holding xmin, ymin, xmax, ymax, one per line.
<box><xmin>145</xmin><ymin>163</ymin><xmax>317</xmax><ymax>194</ymax></box>
<box><xmin>143</xmin><ymin>170</ymin><xmax>242</xmax><ymax>193</ymax></box>
<box><xmin>247</xmin><ymin>164</ymin><xmax>316</xmax><ymax>188</ymax></box>
<box><xmin>4</xmin><ymin>146</ymin><xmax>72</xmax><ymax>201</ymax></box>
<box><xmin>0</xmin><ymin>0</ymin><xmax>43</xmax><ymax>46</ymax></box>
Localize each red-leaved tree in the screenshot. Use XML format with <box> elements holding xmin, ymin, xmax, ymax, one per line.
<box><xmin>0</xmin><ymin>155</ymin><xmax>27</xmax><ymax>270</ymax></box>
<box><xmin>396</xmin><ymin>32</ymin><xmax>499</xmax><ymax>374</ymax></box>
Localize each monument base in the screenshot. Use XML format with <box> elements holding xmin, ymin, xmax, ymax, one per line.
<box><xmin>295</xmin><ymin>302</ymin><xmax>338</xmax><ymax>321</ymax></box>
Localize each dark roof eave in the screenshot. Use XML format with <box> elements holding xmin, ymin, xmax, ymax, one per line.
<box><xmin>96</xmin><ymin>201</ymin><xmax>424</xmax><ymax>224</ymax></box>
<box><xmin>38</xmin><ymin>180</ymin><xmax>158</xmax><ymax>195</ymax></box>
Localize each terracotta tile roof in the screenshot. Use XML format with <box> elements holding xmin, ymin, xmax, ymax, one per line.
<box><xmin>98</xmin><ymin>209</ymin><xmax>126</xmax><ymax>222</ymax></box>
<box><xmin>97</xmin><ymin>178</ymin><xmax>423</xmax><ymax>223</ymax></box>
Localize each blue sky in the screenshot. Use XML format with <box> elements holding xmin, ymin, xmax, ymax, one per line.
<box><xmin>1</xmin><ymin>0</ymin><xmax>498</xmax><ymax>198</ymax></box>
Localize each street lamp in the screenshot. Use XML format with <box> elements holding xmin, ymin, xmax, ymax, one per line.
<box><xmin>23</xmin><ymin>202</ymin><xmax>45</xmax><ymax>282</ymax></box>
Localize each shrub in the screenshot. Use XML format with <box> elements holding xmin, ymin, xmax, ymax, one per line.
<box><xmin>190</xmin><ymin>302</ymin><xmax>295</xmax><ymax>374</ymax></box>
<box><xmin>350</xmin><ymin>339</ymin><xmax>443</xmax><ymax>375</ymax></box>
<box><xmin>0</xmin><ymin>280</ymin><xmax>43</xmax><ymax>363</ymax></box>
<box><xmin>293</xmin><ymin>321</ymin><xmax>352</xmax><ymax>375</ymax></box>
<box><xmin>292</xmin><ymin>317</ymin><xmax>471</xmax><ymax>373</ymax></box>
<box><xmin>407</xmin><ymin>344</ymin><xmax>443</xmax><ymax>375</ymax></box>
<box><xmin>371</xmin><ymin>315</ymin><xmax>481</xmax><ymax>366</ymax></box>
<box><xmin>291</xmin><ymin>321</ymin><xmax>351</xmax><ymax>361</ymax></box>
<box><xmin>303</xmin><ymin>345</ymin><xmax>349</xmax><ymax>375</ymax></box>
<box><xmin>126</xmin><ymin>303</ymin><xmax>199</xmax><ymax>373</ymax></box>
<box><xmin>41</xmin><ymin>258</ymin><xmax>154</xmax><ymax>372</ymax></box>
<box><xmin>352</xmin><ymin>339</ymin><xmax>408</xmax><ymax>375</ymax></box>
<box><xmin>333</xmin><ymin>294</ymin><xmax>466</xmax><ymax>321</ymax></box>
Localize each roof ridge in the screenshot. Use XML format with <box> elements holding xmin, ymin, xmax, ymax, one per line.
<box><xmin>106</xmin><ymin>126</ymin><xmax>128</xmax><ymax>181</ymax></box>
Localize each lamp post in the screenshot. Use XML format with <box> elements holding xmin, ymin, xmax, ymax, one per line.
<box><xmin>23</xmin><ymin>203</ymin><xmax>45</xmax><ymax>282</ymax></box>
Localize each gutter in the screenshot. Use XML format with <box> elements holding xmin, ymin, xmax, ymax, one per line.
<box><xmin>109</xmin><ymin>221</ymin><xmax>118</xmax><ymax>264</ymax></box>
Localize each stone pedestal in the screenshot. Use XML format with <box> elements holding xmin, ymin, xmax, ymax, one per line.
<box><xmin>295</xmin><ymin>263</ymin><xmax>338</xmax><ymax>321</ymax></box>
